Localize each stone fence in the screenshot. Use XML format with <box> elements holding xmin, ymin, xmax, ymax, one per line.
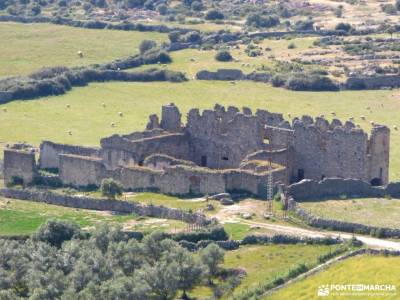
<box><xmin>0</xmin><ymin>188</ymin><xmax>211</xmax><ymax>225</ymax></box>
<box><xmin>346</xmin><ymin>75</ymin><xmax>400</xmax><ymax>90</ymax></box>
<box><xmin>288</xmin><ymin>198</ymin><xmax>400</xmax><ymax>238</ymax></box>
<box><xmin>287</xmin><ymin>178</ymin><xmax>400</xmax><ymax>201</ymax></box>
<box><xmin>196</xmin><ymin>69</ymin><xmax>271</xmax><ymax>82</ymax></box>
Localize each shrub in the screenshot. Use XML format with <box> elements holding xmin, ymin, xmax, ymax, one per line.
<box><xmin>168</xmin><ymin>31</ymin><xmax>181</xmax><ymax>43</ymax></box>
<box><xmin>205</xmin><ymin>9</ymin><xmax>224</xmax><ymax>20</ymax></box>
<box><xmin>156</xmin><ymin>4</ymin><xmax>168</xmax><ymax>15</ymax></box>
<box><xmin>287</xmin><ymin>42</ymin><xmax>296</xmax><ymax>49</ymax></box>
<box><xmin>191</xmin><ymin>1</ymin><xmax>203</xmax><ymax>11</ymax></box>
<box><xmin>142</xmin><ymin>48</ymin><xmax>172</xmax><ymax>63</ymax></box>
<box><xmin>293</xmin><ymin>19</ymin><xmax>314</xmax><ymax>31</ymax></box>
<box><xmin>183</xmin><ymin>31</ymin><xmax>202</xmax><ymax>43</ymax></box>
<box><xmin>33</xmin><ymin>219</ymin><xmax>81</xmax><ymax>248</ymax></box>
<box><xmin>215</xmin><ymin>50</ymin><xmax>233</xmax><ymax>62</ymax></box>
<box><xmin>271</xmin><ymin>74</ymin><xmax>287</xmax><ymax>87</ymax></box>
<box><xmin>285</xmin><ymin>74</ymin><xmax>339</xmax><ymax>91</ymax></box>
<box><xmin>246</xmin><ymin>13</ymin><xmax>280</xmax><ymax>29</ymax></box>
<box><xmin>382</xmin><ymin>4</ymin><xmax>397</xmax><ymax>15</ymax></box>
<box><xmin>335</xmin><ymin>22</ymin><xmax>352</xmax><ymax>32</ymax></box>
<box><xmin>139</xmin><ymin>39</ymin><xmax>157</xmax><ymax>55</ymax></box>
<box><xmin>101</xmin><ymin>178</ymin><xmax>123</xmax><ymax>200</ymax></box>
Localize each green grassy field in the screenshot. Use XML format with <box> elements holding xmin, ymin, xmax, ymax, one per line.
<box><xmin>0</xmin><ymin>22</ymin><xmax>167</xmax><ymax>77</ymax></box>
<box><xmin>268</xmin><ymin>255</ymin><xmax>400</xmax><ymax>300</ymax></box>
<box><xmin>300</xmin><ymin>198</ymin><xmax>400</xmax><ymax>229</ymax></box>
<box><xmin>0</xmin><ymin>197</ymin><xmax>186</xmax><ymax>235</ymax></box>
<box><xmin>1</xmin><ymin>80</ymin><xmax>399</xmax><ymax>178</ymax></box>
<box><xmin>136</xmin><ymin>36</ymin><xmax>317</xmax><ymax>77</ymax></box>
<box><xmin>223</xmin><ymin>244</ymin><xmax>343</xmax><ymax>297</ymax></box>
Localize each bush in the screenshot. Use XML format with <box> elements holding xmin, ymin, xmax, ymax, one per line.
<box><xmin>139</xmin><ymin>39</ymin><xmax>157</xmax><ymax>55</ymax></box>
<box><xmin>246</xmin><ymin>13</ymin><xmax>280</xmax><ymax>29</ymax></box>
<box><xmin>382</xmin><ymin>4</ymin><xmax>397</xmax><ymax>15</ymax></box>
<box><xmin>205</xmin><ymin>9</ymin><xmax>224</xmax><ymax>20</ymax></box>
<box><xmin>101</xmin><ymin>178</ymin><xmax>123</xmax><ymax>200</ymax></box>
<box><xmin>33</xmin><ymin>219</ymin><xmax>81</xmax><ymax>248</ymax></box>
<box><xmin>335</xmin><ymin>22</ymin><xmax>352</xmax><ymax>32</ymax></box>
<box><xmin>215</xmin><ymin>50</ymin><xmax>232</xmax><ymax>62</ymax></box>
<box><xmin>285</xmin><ymin>74</ymin><xmax>339</xmax><ymax>91</ymax></box>
<box><xmin>287</xmin><ymin>42</ymin><xmax>296</xmax><ymax>49</ymax></box>
<box><xmin>271</xmin><ymin>74</ymin><xmax>287</xmax><ymax>87</ymax></box>
<box><xmin>173</xmin><ymin>226</ymin><xmax>228</xmax><ymax>243</ymax></box>
<box><xmin>168</xmin><ymin>31</ymin><xmax>181</xmax><ymax>43</ymax></box>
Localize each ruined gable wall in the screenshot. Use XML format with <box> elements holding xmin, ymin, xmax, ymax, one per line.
<box><xmin>59</xmin><ymin>154</ymin><xmax>109</xmax><ymax>187</ymax></box>
<box><xmin>3</xmin><ymin>149</ymin><xmax>36</xmax><ymax>185</ymax></box>
<box><xmin>39</xmin><ymin>141</ymin><xmax>99</xmax><ymax>169</ymax></box>
<box><xmin>100</xmin><ymin>133</ymin><xmax>190</xmax><ymax>170</ymax></box>
<box><xmin>185</xmin><ymin>107</ymin><xmax>265</xmax><ymax>169</ymax></box>
<box><xmin>367</xmin><ymin>125</ymin><xmax>390</xmax><ymax>184</ymax></box>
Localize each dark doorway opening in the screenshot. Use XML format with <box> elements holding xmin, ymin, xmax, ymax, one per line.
<box><xmin>321</xmin><ymin>175</ymin><xmax>326</xmax><ymax>181</ymax></box>
<box><xmin>297</xmin><ymin>169</ymin><xmax>304</xmax><ymax>181</ymax></box>
<box><xmin>370</xmin><ymin>178</ymin><xmax>382</xmax><ymax>186</ymax></box>
<box><xmin>189</xmin><ymin>176</ymin><xmax>201</xmax><ymax>195</ymax></box>
<box><xmin>201</xmin><ymin>155</ymin><xmax>207</xmax><ymax>167</ymax></box>
<box><xmin>222</xmin><ymin>156</ymin><xmax>229</xmax><ymax>161</ymax></box>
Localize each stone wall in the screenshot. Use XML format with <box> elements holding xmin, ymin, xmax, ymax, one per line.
<box><xmin>288</xmin><ymin>198</ymin><xmax>400</xmax><ymax>238</ymax></box>
<box><xmin>100</xmin><ymin>133</ymin><xmax>190</xmax><ymax>169</ymax></box>
<box><xmin>3</xmin><ymin>149</ymin><xmax>36</xmax><ymax>185</ymax></box>
<box><xmin>59</xmin><ymin>154</ymin><xmax>110</xmax><ymax>187</ymax></box>
<box><xmin>39</xmin><ymin>141</ymin><xmax>99</xmax><ymax>169</ymax></box>
<box><xmin>288</xmin><ymin>177</ymin><xmax>400</xmax><ymax>201</ymax></box>
<box><xmin>196</xmin><ymin>69</ymin><xmax>245</xmax><ymax>81</ymax></box>
<box><xmin>287</xmin><ymin>178</ymin><xmax>384</xmax><ymax>201</ymax></box>
<box><xmin>0</xmin><ymin>188</ymin><xmax>210</xmax><ymax>225</ymax></box>
<box><xmin>186</xmin><ymin>106</ymin><xmax>265</xmax><ymax>169</ymax></box>
<box><xmin>284</xmin><ymin>116</ymin><xmax>390</xmax><ymax>185</ymax></box>
<box><xmin>346</xmin><ymin>75</ymin><xmax>400</xmax><ymax>90</ymax></box>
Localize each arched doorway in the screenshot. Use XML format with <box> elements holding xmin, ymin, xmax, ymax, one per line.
<box><xmin>370</xmin><ymin>178</ymin><xmax>382</xmax><ymax>186</ymax></box>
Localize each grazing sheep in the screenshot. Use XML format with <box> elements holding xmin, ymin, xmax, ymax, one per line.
<box><xmin>229</xmin><ymin>81</ymin><xmax>236</xmax><ymax>85</ymax></box>
<box><xmin>331</xmin><ymin>111</ymin><xmax>336</xmax><ymax>116</ymax></box>
<box><xmin>360</xmin><ymin>115</ymin><xmax>366</xmax><ymax>120</ymax></box>
<box><xmin>2</xmin><ymin>107</ymin><xmax>7</xmax><ymax>112</ymax></box>
<box><xmin>370</xmin><ymin>121</ymin><xmax>375</xmax><ymax>126</ymax></box>
<box><xmin>102</xmin><ymin>103</ymin><xmax>106</xmax><ymax>107</ymax></box>
<box><xmin>68</xmin><ymin>130</ymin><xmax>72</xmax><ymax>135</ymax></box>
<box><xmin>394</xmin><ymin>125</ymin><xmax>398</xmax><ymax>130</ymax></box>
<box><xmin>349</xmin><ymin>117</ymin><xmax>354</xmax><ymax>121</ymax></box>
<box><xmin>66</xmin><ymin>104</ymin><xmax>70</xmax><ymax>108</ymax></box>
<box><xmin>77</xmin><ymin>51</ymin><xmax>83</xmax><ymax>58</ymax></box>
<box><xmin>190</xmin><ymin>58</ymin><xmax>196</xmax><ymax>62</ymax></box>
<box><xmin>118</xmin><ymin>112</ymin><xmax>123</xmax><ymax>117</ymax></box>
<box><xmin>111</xmin><ymin>122</ymin><xmax>115</xmax><ymax>127</ymax></box>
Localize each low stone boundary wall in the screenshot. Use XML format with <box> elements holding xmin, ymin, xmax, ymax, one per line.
<box><xmin>288</xmin><ymin>198</ymin><xmax>400</xmax><ymax>238</ymax></box>
<box><xmin>287</xmin><ymin>178</ymin><xmax>400</xmax><ymax>201</ymax></box>
<box><xmin>0</xmin><ymin>188</ymin><xmax>210</xmax><ymax>225</ymax></box>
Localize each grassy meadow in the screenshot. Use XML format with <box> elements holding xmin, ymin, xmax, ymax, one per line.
<box><xmin>223</xmin><ymin>244</ymin><xmax>343</xmax><ymax>297</ymax></box>
<box><xmin>0</xmin><ymin>22</ymin><xmax>167</xmax><ymax>77</ymax></box>
<box><xmin>300</xmin><ymin>198</ymin><xmax>400</xmax><ymax>229</ymax></box>
<box><xmin>268</xmin><ymin>254</ymin><xmax>400</xmax><ymax>300</ymax></box>
<box><xmin>0</xmin><ymin>197</ymin><xmax>186</xmax><ymax>235</ymax></box>
<box><xmin>1</xmin><ymin>80</ymin><xmax>400</xmax><ymax>179</ymax></box>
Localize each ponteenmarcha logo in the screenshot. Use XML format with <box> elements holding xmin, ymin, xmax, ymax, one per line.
<box><xmin>317</xmin><ymin>283</ymin><xmax>396</xmax><ymax>297</ymax></box>
<box><xmin>317</xmin><ymin>285</ymin><xmax>330</xmax><ymax>296</ymax></box>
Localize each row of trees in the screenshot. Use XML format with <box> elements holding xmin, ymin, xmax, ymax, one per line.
<box><xmin>0</xmin><ymin>220</ymin><xmax>226</xmax><ymax>299</ymax></box>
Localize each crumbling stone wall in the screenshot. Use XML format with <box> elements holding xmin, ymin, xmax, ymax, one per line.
<box><xmin>287</xmin><ymin>178</ymin><xmax>385</xmax><ymax>201</ymax></box>
<box><xmin>186</xmin><ymin>106</ymin><xmax>265</xmax><ymax>169</ymax></box>
<box><xmin>143</xmin><ymin>154</ymin><xmax>196</xmax><ymax>170</ymax></box>
<box><xmin>39</xmin><ymin>141</ymin><xmax>99</xmax><ymax>169</ymax></box>
<box><xmin>346</xmin><ymin>75</ymin><xmax>400</xmax><ymax>90</ymax></box>
<box><xmin>59</xmin><ymin>154</ymin><xmax>110</xmax><ymax>187</ymax></box>
<box><xmin>100</xmin><ymin>133</ymin><xmax>190</xmax><ymax>170</ymax></box>
<box><xmin>3</xmin><ymin>149</ymin><xmax>36</xmax><ymax>185</ymax></box>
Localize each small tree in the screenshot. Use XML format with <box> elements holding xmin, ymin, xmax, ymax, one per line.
<box><xmin>215</xmin><ymin>50</ymin><xmax>233</xmax><ymax>62</ymax></box>
<box><xmin>101</xmin><ymin>178</ymin><xmax>123</xmax><ymax>200</ymax></box>
<box><xmin>335</xmin><ymin>22</ymin><xmax>352</xmax><ymax>32</ymax></box>
<box><xmin>205</xmin><ymin>9</ymin><xmax>224</xmax><ymax>20</ymax></box>
<box><xmin>199</xmin><ymin>243</ymin><xmax>224</xmax><ymax>284</ymax></box>
<box><xmin>139</xmin><ymin>40</ymin><xmax>157</xmax><ymax>55</ymax></box>
<box><xmin>34</xmin><ymin>219</ymin><xmax>81</xmax><ymax>248</ymax></box>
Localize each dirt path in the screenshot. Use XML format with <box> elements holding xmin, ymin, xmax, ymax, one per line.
<box><xmin>239</xmin><ymin>219</ymin><xmax>400</xmax><ymax>250</ymax></box>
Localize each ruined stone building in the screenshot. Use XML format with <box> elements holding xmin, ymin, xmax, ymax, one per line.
<box><xmin>3</xmin><ymin>103</ymin><xmax>390</xmax><ymax>197</ymax></box>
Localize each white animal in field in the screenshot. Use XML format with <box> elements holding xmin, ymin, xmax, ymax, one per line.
<box><xmin>77</xmin><ymin>51</ymin><xmax>83</xmax><ymax>58</ymax></box>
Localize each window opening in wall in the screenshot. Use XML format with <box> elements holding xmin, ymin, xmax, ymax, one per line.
<box><xmin>297</xmin><ymin>169</ymin><xmax>304</xmax><ymax>181</ymax></box>
<box><xmin>201</xmin><ymin>156</ymin><xmax>207</xmax><ymax>167</ymax></box>
<box><xmin>222</xmin><ymin>157</ymin><xmax>229</xmax><ymax>161</ymax></box>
